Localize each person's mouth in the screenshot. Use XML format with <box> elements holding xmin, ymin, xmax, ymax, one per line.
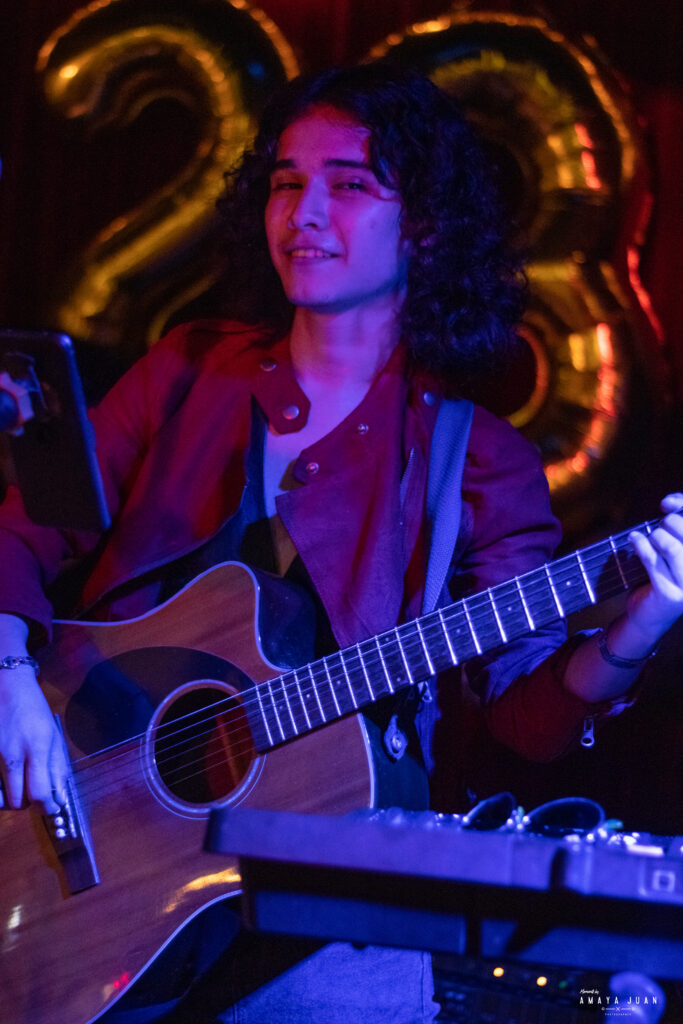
<box><xmin>287</xmin><ymin>247</ymin><xmax>336</xmax><ymax>259</ymax></box>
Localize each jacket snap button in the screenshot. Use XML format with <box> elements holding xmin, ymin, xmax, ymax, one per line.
<box><xmin>260</xmin><ymin>358</ymin><xmax>277</xmax><ymax>371</ymax></box>
<box><xmin>306</xmin><ymin>461</ymin><xmax>319</xmax><ymax>474</ymax></box>
<box><xmin>282</xmin><ymin>405</ymin><xmax>300</xmax><ymax>420</ymax></box>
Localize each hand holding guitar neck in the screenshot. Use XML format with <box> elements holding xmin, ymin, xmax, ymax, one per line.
<box><xmin>625</xmin><ymin>492</ymin><xmax>683</xmax><ymax>642</ymax></box>
<box><xmin>563</xmin><ymin>494</ymin><xmax>683</xmax><ymax>705</ymax></box>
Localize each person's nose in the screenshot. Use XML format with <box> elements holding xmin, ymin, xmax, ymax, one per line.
<box><xmin>288</xmin><ymin>180</ymin><xmax>329</xmax><ymax>230</ymax></box>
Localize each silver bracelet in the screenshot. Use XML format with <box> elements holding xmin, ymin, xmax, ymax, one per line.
<box><xmin>0</xmin><ymin>655</ymin><xmax>40</xmax><ymax>673</ymax></box>
<box><xmin>596</xmin><ymin>628</ymin><xmax>656</xmax><ymax>670</ymax></box>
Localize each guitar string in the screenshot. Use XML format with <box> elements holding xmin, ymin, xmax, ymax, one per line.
<box><xmin>151</xmin><ymin>554</ymin><xmax>649</xmax><ymax>788</ymax></box>
<box><xmin>70</xmin><ymin>552</ymin><xmax>651</xmax><ymax>798</ymax></box>
<box><xmin>0</xmin><ymin>524</ymin><xmax>662</xmax><ymax>864</ymax></box>
<box><xmin>68</xmin><ymin>544</ymin><xmax>648</xmax><ymax>792</ymax></box>
<box><xmin>136</xmin><ymin>535</ymin><xmax>652</xmax><ymax>773</ymax></box>
<box><xmin>72</xmin><ymin>549</ymin><xmax>644</xmax><ymax>789</ymax></box>
<box><xmin>63</xmin><ymin>550</ymin><xmax>649</xmax><ymax>804</ymax></box>
<box><xmin>67</xmin><ymin>578</ymin><xmax>648</xmax><ymax>809</ymax></box>
<box><xmin>99</xmin><ymin>522</ymin><xmax>651</xmax><ymax>770</ymax></box>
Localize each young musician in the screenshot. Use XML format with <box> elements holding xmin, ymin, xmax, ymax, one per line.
<box><xmin>1</xmin><ymin>64</ymin><xmax>682</xmax><ymax>1023</ymax></box>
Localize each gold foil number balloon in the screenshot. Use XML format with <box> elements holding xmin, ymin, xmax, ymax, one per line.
<box><xmin>37</xmin><ymin>0</ymin><xmax>298</xmax><ymax>361</ymax></box>
<box><xmin>370</xmin><ymin>5</ymin><xmax>664</xmax><ymax>518</ymax></box>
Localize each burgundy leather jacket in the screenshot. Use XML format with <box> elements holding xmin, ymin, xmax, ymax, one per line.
<box><xmin>0</xmin><ymin>320</ymin><xmax>608</xmax><ymax>769</ymax></box>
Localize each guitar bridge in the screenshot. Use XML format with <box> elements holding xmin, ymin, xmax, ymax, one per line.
<box><xmin>42</xmin><ymin>717</ymin><xmax>100</xmax><ymax>894</ymax></box>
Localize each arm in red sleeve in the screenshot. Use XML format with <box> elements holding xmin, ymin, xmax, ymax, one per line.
<box><xmin>450</xmin><ymin>406</ymin><xmax>612</xmax><ymax>761</ymax></box>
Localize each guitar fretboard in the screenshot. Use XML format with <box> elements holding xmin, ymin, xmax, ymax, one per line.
<box><xmin>247</xmin><ymin>519</ymin><xmax>655</xmax><ymax>751</ymax></box>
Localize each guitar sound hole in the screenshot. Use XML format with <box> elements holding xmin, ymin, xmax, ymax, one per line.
<box><xmin>153</xmin><ymin>685</ymin><xmax>255</xmax><ymax>805</ymax></box>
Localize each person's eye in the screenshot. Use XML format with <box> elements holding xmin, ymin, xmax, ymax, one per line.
<box><xmin>335</xmin><ymin>179</ymin><xmax>368</xmax><ymax>192</ymax></box>
<box><xmin>270</xmin><ymin>180</ymin><xmax>301</xmax><ymax>192</ymax></box>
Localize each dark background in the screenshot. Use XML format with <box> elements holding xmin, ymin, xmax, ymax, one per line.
<box><xmin>1</xmin><ymin>0</ymin><xmax>681</xmax><ymax>392</ymax></box>
<box><xmin>1</xmin><ymin>0</ymin><xmax>682</xmax><ymax>831</ymax></box>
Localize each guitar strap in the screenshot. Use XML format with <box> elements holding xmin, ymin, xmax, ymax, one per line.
<box><xmin>393</xmin><ymin>397</ymin><xmax>473</xmax><ymax>772</ymax></box>
<box><xmin>422</xmin><ymin>397</ymin><xmax>474</xmax><ymax>615</ymax></box>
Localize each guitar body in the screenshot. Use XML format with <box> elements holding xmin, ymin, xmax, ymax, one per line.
<box><xmin>3</xmin><ymin>504</ymin><xmax>650</xmax><ymax>1024</ymax></box>
<box><xmin>0</xmin><ymin>563</ymin><xmax>427</xmax><ymax>1024</ymax></box>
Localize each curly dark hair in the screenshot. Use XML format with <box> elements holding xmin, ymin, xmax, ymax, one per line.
<box><xmin>217</xmin><ymin>62</ymin><xmax>526</xmax><ymax>391</ymax></box>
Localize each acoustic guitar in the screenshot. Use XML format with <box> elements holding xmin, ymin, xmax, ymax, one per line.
<box><xmin>0</xmin><ymin>516</ymin><xmax>656</xmax><ymax>1024</ymax></box>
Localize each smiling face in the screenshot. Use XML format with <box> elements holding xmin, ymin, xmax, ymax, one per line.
<box><xmin>265</xmin><ymin>105</ymin><xmax>407</xmax><ymax>318</ymax></box>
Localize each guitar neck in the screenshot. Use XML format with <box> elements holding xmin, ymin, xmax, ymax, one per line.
<box><xmin>247</xmin><ymin>517</ymin><xmax>656</xmax><ymax>751</ymax></box>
